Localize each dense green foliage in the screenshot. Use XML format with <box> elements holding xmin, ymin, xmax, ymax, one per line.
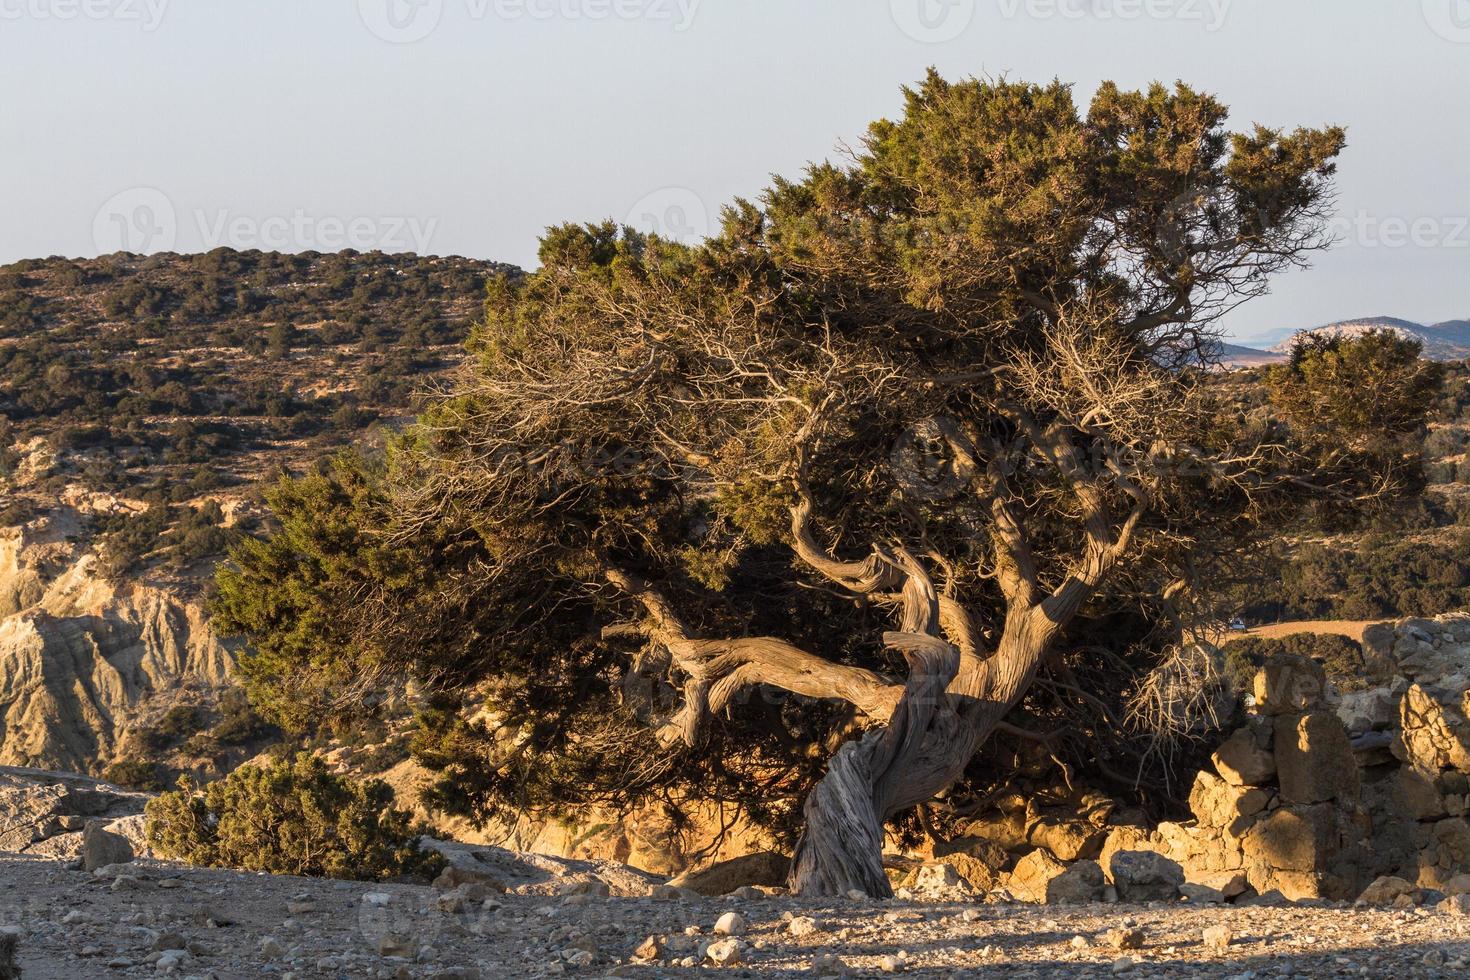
<box><xmin>215</xmin><ymin>73</ymin><xmax>1425</xmax><ymax>845</ymax></box>
<box><xmin>144</xmin><ymin>754</ymin><xmax>441</xmax><ymax>881</ymax></box>
<box><xmin>212</xmin><ymin>454</ymin><xmax>414</xmax><ymax>733</ymax></box>
<box><xmin>1223</xmin><ymin>632</ymin><xmax>1366</xmax><ymax>693</ymax></box>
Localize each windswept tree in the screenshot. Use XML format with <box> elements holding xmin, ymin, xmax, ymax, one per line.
<box><xmin>217</xmin><ymin>73</ymin><xmax>1435</xmax><ymax>896</ymax></box>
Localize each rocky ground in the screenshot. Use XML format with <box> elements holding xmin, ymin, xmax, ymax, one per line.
<box><xmin>4</xmin><ymin>852</ymin><xmax>1470</xmax><ymax>979</ymax></box>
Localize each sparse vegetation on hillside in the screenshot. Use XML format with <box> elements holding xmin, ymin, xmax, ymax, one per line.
<box><xmin>0</xmin><ymin>248</ymin><xmax>513</xmax><ymax>582</ymax></box>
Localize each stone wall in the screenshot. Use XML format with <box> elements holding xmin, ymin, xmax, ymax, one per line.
<box><xmin>903</xmin><ymin>614</ymin><xmax>1470</xmax><ymax>905</ymax></box>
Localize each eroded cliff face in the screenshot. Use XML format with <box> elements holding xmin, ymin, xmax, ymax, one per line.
<box><xmin>0</xmin><ymin>512</ymin><xmax>235</xmax><ymax>772</ymax></box>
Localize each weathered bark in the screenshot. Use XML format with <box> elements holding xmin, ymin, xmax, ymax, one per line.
<box><xmin>788</xmin><ymin>632</ymin><xmax>960</xmax><ymax>897</ymax></box>
<box><xmin>787</xmin><ymin>589</ymin><xmax>1095</xmax><ymax>897</ymax></box>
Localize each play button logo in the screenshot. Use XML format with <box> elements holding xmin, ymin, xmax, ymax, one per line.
<box><xmin>1423</xmin><ymin>0</ymin><xmax>1470</xmax><ymax>42</ymax></box>
<box><xmin>359</xmin><ymin>0</ymin><xmax>443</xmax><ymax>43</ymax></box>
<box><xmin>890</xmin><ymin>0</ymin><xmax>975</xmax><ymax>43</ymax></box>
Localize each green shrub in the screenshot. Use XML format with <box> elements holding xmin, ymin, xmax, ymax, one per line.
<box><xmin>104</xmin><ymin>758</ymin><xmax>167</xmax><ymax>792</ymax></box>
<box><xmin>1224</xmin><ymin>632</ymin><xmax>1368</xmax><ymax>693</ymax></box>
<box><xmin>211</xmin><ymin>687</ymin><xmax>276</xmax><ymax>746</ymax></box>
<box><xmin>144</xmin><ymin>754</ymin><xmax>441</xmax><ymax>881</ymax></box>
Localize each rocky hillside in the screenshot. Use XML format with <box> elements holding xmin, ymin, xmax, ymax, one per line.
<box><xmin>0</xmin><ymin>250</ymin><xmax>513</xmax><ymax>780</ymax></box>
<box><xmin>1267</xmin><ymin>316</ymin><xmax>1470</xmax><ymax>361</ymax></box>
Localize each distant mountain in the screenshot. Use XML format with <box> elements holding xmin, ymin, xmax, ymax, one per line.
<box><xmin>1216</xmin><ymin>342</ymin><xmax>1287</xmax><ymax>368</ymax></box>
<box><xmin>1262</xmin><ymin>316</ymin><xmax>1470</xmax><ymax>361</ymax></box>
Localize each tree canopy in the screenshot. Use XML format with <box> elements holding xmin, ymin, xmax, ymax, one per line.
<box><xmin>214</xmin><ymin>72</ymin><xmax>1435</xmax><ymax>895</ymax></box>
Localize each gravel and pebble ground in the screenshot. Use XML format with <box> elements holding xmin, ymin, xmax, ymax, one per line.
<box><xmin>5</xmin><ymin>853</ymin><xmax>1470</xmax><ymax>978</ymax></box>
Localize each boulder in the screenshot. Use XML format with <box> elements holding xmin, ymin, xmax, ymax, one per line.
<box><xmin>1045</xmin><ymin>859</ymin><xmax>1106</xmax><ymax>904</ymax></box>
<box><xmin>1186</xmin><ymin>870</ymin><xmax>1249</xmax><ymax>899</ymax></box>
<box><xmin>1274</xmin><ymin>712</ymin><xmax>1360</xmax><ymax>805</ymax></box>
<box><xmin>432</xmin><ymin>864</ymin><xmax>508</xmax><ymax>894</ymax></box>
<box><xmin>1202</xmin><ymin>924</ymin><xmax>1233</xmax><ymax>951</ymax></box>
<box><xmin>1211</xmin><ymin>723</ymin><xmax>1276</xmax><ymax>787</ymax></box>
<box><xmin>907</xmin><ymin>862</ymin><xmax>977</xmax><ymax>900</ymax></box>
<box><xmin>1004</xmin><ymin>849</ymin><xmax>1068</xmax><ymax>904</ymax></box>
<box><xmin>1338</xmin><ymin>687</ymin><xmax>1398</xmax><ymax>734</ymax></box>
<box><xmin>1108</xmin><ymin>850</ymin><xmax>1184</xmax><ymax>902</ymax></box>
<box><xmin>934</xmin><ymin>852</ymin><xmax>1004</xmax><ymax>892</ymax></box>
<box><xmin>1397</xmin><ymin>683</ymin><xmax>1470</xmax><ymax>774</ymax></box>
<box><xmin>932</xmin><ymin>835</ymin><xmax>1011</xmax><ymax>868</ymax></box>
<box><xmin>670</xmin><ymin>852</ymin><xmax>788</xmax><ymax>896</ymax></box>
<box><xmin>1098</xmin><ymin>826</ymin><xmax>1158</xmax><ymax>878</ymax></box>
<box><xmin>713</xmin><ymin>912</ymin><xmax>747</xmax><ymax>937</ymax></box>
<box><xmin>1188</xmin><ymin>770</ymin><xmax>1271</xmax><ymax>835</ymax></box>
<box><xmin>80</xmin><ymin>821</ymin><xmax>133</xmax><ymax>872</ymax></box>
<box><xmin>1253</xmin><ymin>654</ymin><xmax>1327</xmax><ymax>715</ymax></box>
<box><xmin>1357</xmin><ymin>875</ymin><xmax>1417</xmax><ymax>905</ymax></box>
<box><xmin>1391</xmin><ymin>768</ymin><xmax>1447</xmax><ymax>822</ymax></box>
<box><xmin>1240</xmin><ymin>804</ymin><xmax>1340</xmax><ymax>874</ymax></box>
<box><xmin>1360</xmin><ymin>623</ymin><xmax>1398</xmax><ymax>681</ymax></box>
<box><xmin>1420</xmin><ymin>817</ymin><xmax>1470</xmax><ymax>885</ymax></box>
<box><xmin>1178</xmin><ymin>882</ymin><xmax>1225</xmax><ymax>904</ymax></box>
<box><xmin>1025</xmin><ymin>815</ymin><xmax>1105</xmax><ymax>862</ymax></box>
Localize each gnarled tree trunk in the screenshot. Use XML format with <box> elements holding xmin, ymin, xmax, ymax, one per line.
<box><xmin>788</xmin><ymin>600</ymin><xmax>1075</xmax><ymax>897</ymax></box>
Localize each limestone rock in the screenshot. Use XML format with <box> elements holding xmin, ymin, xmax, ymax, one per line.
<box><xmin>1439</xmin><ymin>894</ymin><xmax>1470</xmax><ymax>916</ymax></box>
<box><xmin>1338</xmin><ymin>686</ymin><xmax>1398</xmax><ymax>734</ymax></box>
<box><xmin>1240</xmin><ymin>803</ymin><xmax>1369</xmax><ymax>900</ymax></box>
<box><xmin>432</xmin><ymin>864</ymin><xmax>508</xmax><ymax>894</ymax></box>
<box><xmin>1398</xmin><ymin>683</ymin><xmax>1470</xmax><ymax>774</ymax></box>
<box><xmin>1004</xmin><ymin>849</ymin><xmax>1068</xmax><ymax>905</ymax></box>
<box><xmin>810</xmin><ymin>953</ymin><xmax>848</xmax><ymax>975</ymax></box>
<box><xmin>1211</xmin><ymin>722</ymin><xmax>1276</xmax><ymax>787</ymax></box>
<box><xmin>1274</xmin><ymin>712</ymin><xmax>1360</xmax><ymax>805</ymax></box>
<box><xmin>1358</xmin><ymin>875</ymin><xmax>1416</xmax><ymax>905</ymax></box>
<box><xmin>1108</xmin><ymin>851</ymin><xmax>1184</xmax><ymax>902</ymax></box>
<box><xmin>670</xmin><ymin>851</ymin><xmax>788</xmax><ymax>896</ymax></box>
<box><xmin>633</xmin><ymin>935</ymin><xmax>665</xmax><ymax>961</ymax></box>
<box><xmin>712</xmin><ymin>912</ymin><xmax>747</xmax><ymax>937</ymax></box>
<box><xmin>1202</xmin><ymin>925</ymin><xmax>1232</xmax><ymax>951</ymax></box>
<box><xmin>1189</xmin><ymin>770</ymin><xmax>1271</xmax><ymax>834</ymax></box>
<box><xmin>787</xmin><ymin>916</ymin><xmax>819</xmax><ymax>937</ymax></box>
<box><xmin>1253</xmin><ymin>654</ymin><xmax>1327</xmax><ymax>715</ymax></box>
<box><xmin>0</xmin><ymin>767</ymin><xmax>150</xmax><ymax>858</ymax></box>
<box><xmin>1178</xmin><ymin>882</ymin><xmax>1226</xmax><ymax>904</ymax></box>
<box><xmin>1025</xmin><ymin>815</ymin><xmax>1105</xmax><ymax>862</ymax></box>
<box><xmin>0</xmin><ymin>520</ymin><xmax>235</xmax><ymax>772</ymax></box>
<box><xmin>925</xmin><ymin>853</ymin><xmax>1002</xmax><ymax>893</ymax></box>
<box><xmin>1104</xmin><ymin>926</ymin><xmax>1145</xmax><ymax>950</ymax></box>
<box><xmin>704</xmin><ymin>939</ymin><xmax>742</xmax><ymax>966</ymax></box>
<box><xmin>1044</xmin><ymin>860</ymin><xmax>1106</xmax><ymax>904</ymax></box>
<box><xmin>1361</xmin><ymin>622</ymin><xmax>1398</xmax><ymax>681</ymax></box>
<box><xmin>80</xmin><ymin>821</ymin><xmax>133</xmax><ymax>872</ymax></box>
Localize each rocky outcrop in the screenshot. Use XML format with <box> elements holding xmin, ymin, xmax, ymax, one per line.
<box><xmin>0</xmin><ymin>514</ymin><xmax>235</xmax><ymax>773</ymax></box>
<box><xmin>0</xmin><ymin>766</ymin><xmax>151</xmax><ymax>860</ymax></box>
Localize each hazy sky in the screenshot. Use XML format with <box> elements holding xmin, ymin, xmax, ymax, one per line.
<box><xmin>1</xmin><ymin>0</ymin><xmax>1466</xmax><ymax>342</ymax></box>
